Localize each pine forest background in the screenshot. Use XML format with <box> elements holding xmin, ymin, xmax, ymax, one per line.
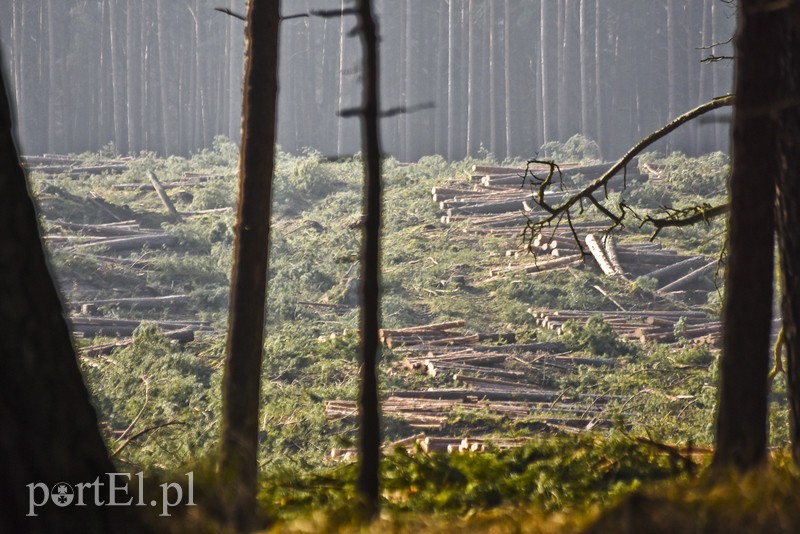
<box><xmin>0</xmin><ymin>0</ymin><xmax>735</xmax><ymax>162</ymax></box>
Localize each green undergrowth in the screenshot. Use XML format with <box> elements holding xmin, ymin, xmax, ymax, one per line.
<box><xmin>257</xmin><ymin>431</ymin><xmax>696</xmax><ymax>530</ymax></box>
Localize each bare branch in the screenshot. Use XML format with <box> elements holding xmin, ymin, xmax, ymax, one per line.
<box><xmin>524</xmin><ymin>95</ymin><xmax>734</xmax><ymax>230</ymax></box>
<box><xmin>111</xmin><ymin>421</ymin><xmax>186</xmax><ymax>459</ymax></box>
<box><xmin>214</xmin><ymin>7</ymin><xmax>245</xmax><ymax>20</ymax></box>
<box><xmin>642</xmin><ymin>203</ymin><xmax>729</xmax><ymax>239</ymax></box>
<box><xmin>311</xmin><ymin>8</ymin><xmax>359</xmax><ymax>18</ymax></box>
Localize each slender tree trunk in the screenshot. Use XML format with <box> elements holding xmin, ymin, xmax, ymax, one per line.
<box><xmin>466</xmin><ymin>0</ymin><xmax>476</xmax><ymax>155</ymax></box>
<box><xmin>354</xmin><ymin>0</ymin><xmax>382</xmax><ymax>520</ymax></box>
<box><xmin>488</xmin><ymin>0</ymin><xmax>497</xmax><ymax>156</ymax></box>
<box><xmin>447</xmin><ymin>0</ymin><xmax>456</xmax><ymax>160</ymax></box>
<box><xmin>594</xmin><ymin>0</ymin><xmax>604</xmax><ymax>158</ymax></box>
<box><xmin>108</xmin><ymin>0</ymin><xmax>128</xmax><ymax>155</ymax></box>
<box><xmin>220</xmin><ymin>1</ymin><xmax>280</xmax><ymax>530</ymax></box>
<box><xmin>579</xmin><ymin>0</ymin><xmax>590</xmax><ymax>137</ymax></box>
<box><xmin>713</xmin><ymin>2</ymin><xmax>782</xmax><ymax>471</ymax></box>
<box><xmin>0</xmin><ymin>50</ymin><xmax>138</xmax><ymax>534</ymax></box>
<box><xmin>540</xmin><ymin>0</ymin><xmax>552</xmax><ymax>144</ymax></box>
<box><xmin>336</xmin><ymin>0</ymin><xmax>346</xmax><ymax>155</ymax></box>
<box><xmin>503</xmin><ymin>0</ymin><xmax>512</xmax><ymax>159</ymax></box>
<box><xmin>126</xmin><ymin>0</ymin><xmax>142</xmax><ymax>153</ymax></box>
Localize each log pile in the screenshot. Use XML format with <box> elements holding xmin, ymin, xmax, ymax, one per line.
<box><xmin>22</xmin><ymin>154</ymin><xmax>132</xmax><ymax>177</ymax></box>
<box><xmin>69</xmin><ymin>315</ymin><xmax>211</xmax><ymax>339</ymax></box>
<box><xmin>325</xmin><ymin>320</ymin><xmax>619</xmax><ymax>457</ymax></box>
<box><xmin>329</xmin><ymin>433</ymin><xmax>536</xmax><ymax>461</ymax></box>
<box><xmin>435</xmin><ymin>166</ymin><xmax>716</xmax><ymax>298</ymax></box>
<box><xmin>531</xmin><ymin>309</ymin><xmax>722</xmax><ymax>346</ymax></box>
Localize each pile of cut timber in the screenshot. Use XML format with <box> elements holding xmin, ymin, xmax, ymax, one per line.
<box><xmin>379</xmin><ymin>320</ymin><xmax>516</xmax><ymax>349</ymax></box>
<box><xmin>22</xmin><ymin>154</ymin><xmax>132</xmax><ymax>178</ymax></box>
<box><xmin>47</xmin><ymin>220</ymin><xmax>177</xmax><ymax>253</ymax></box>
<box><xmin>70</xmin><ymin>315</ymin><xmax>211</xmax><ymax>340</ymax></box>
<box><xmin>435</xmin><ymin>163</ymin><xmax>645</xmax><ymax>236</ymax></box>
<box><xmin>531</xmin><ymin>309</ymin><xmax>721</xmax><ymax>346</ymax></box>
<box><xmin>325</xmin><ymin>321</ymin><xmax>618</xmax><ymax>440</ymax></box>
<box><xmin>491</xmin><ymin>230</ymin><xmax>717</xmax><ymax>299</ymax></box>
<box><xmin>329</xmin><ymin>433</ymin><xmax>535</xmax><ymax>461</ymax></box>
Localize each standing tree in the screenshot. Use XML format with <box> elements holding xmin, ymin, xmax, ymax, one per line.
<box><xmin>777</xmin><ymin>15</ymin><xmax>800</xmax><ymax>462</ymax></box>
<box><xmin>711</xmin><ymin>0</ymin><xmax>784</xmax><ymax>471</ymax></box>
<box><xmin>219</xmin><ymin>0</ymin><xmax>280</xmax><ymax>530</ymax></box>
<box><xmin>0</xmin><ymin>52</ymin><xmax>136</xmax><ymax>533</ymax></box>
<box><xmin>354</xmin><ymin>0</ymin><xmax>383</xmax><ymax>520</ymax></box>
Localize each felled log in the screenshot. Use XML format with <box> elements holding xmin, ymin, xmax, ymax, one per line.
<box><xmin>147</xmin><ymin>171</ymin><xmax>182</xmax><ymax>220</ymax></box>
<box><xmin>585</xmin><ymin>234</ymin><xmax>617</xmax><ymax>276</ymax></box>
<box><xmin>446</xmin><ymin>197</ymin><xmax>532</xmax><ymax>216</ymax></box>
<box><xmin>70</xmin><ymin>295</ymin><xmax>189</xmax><ymax>309</ymax></box>
<box><xmin>52</xmin><ymin>220</ymin><xmax>149</xmax><ymax>236</ymax></box>
<box><xmin>645</xmin><ymin>256</ymin><xmax>708</xmax><ymax>285</ymax></box>
<box><xmin>454</xmin><ymin>373</ymin><xmax>540</xmax><ymax>391</ymax></box>
<box><xmin>382</xmin><ymin>320</ymin><xmax>466</xmax><ymax>335</ymax></box>
<box><xmin>472</xmin><ymin>164</ymin><xmax>529</xmax><ymax>175</ymax></box>
<box><xmin>70</xmin><ymin>233</ymin><xmax>177</xmax><ymax>252</ymax></box>
<box><xmin>659</xmin><ymin>261</ymin><xmax>717</xmax><ymax>292</ymax></box>
<box><xmin>489</xmin><ymin>254</ymin><xmax>583</xmax><ymax>277</ymax></box>
<box><xmin>602</xmin><ymin>235</ymin><xmax>625</xmax><ymax>275</ymax></box>
<box><xmin>79</xmin><ymin>327</ymin><xmax>195</xmax><ymax>355</ymax></box>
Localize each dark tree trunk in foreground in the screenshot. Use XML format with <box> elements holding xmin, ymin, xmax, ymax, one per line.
<box><xmin>0</xmin><ymin>53</ymin><xmax>134</xmax><ymax>533</ymax></box>
<box><xmin>778</xmin><ymin>22</ymin><xmax>800</xmax><ymax>462</ymax></box>
<box><xmin>220</xmin><ymin>1</ymin><xmax>279</xmax><ymax>530</ymax></box>
<box><xmin>713</xmin><ymin>2</ymin><xmax>781</xmax><ymax>471</ymax></box>
<box><xmin>355</xmin><ymin>0</ymin><xmax>383</xmax><ymax>520</ymax></box>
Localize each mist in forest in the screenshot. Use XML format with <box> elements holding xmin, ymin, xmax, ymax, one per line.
<box><xmin>0</xmin><ymin>1</ymin><xmax>734</xmax><ymax>162</ymax></box>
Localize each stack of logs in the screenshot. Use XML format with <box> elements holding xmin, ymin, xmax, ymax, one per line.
<box><xmin>379</xmin><ymin>320</ymin><xmax>516</xmax><ymax>349</ymax></box>
<box><xmin>325</xmin><ymin>320</ymin><xmax>619</xmax><ymax>459</ymax></box>
<box><xmin>22</xmin><ymin>154</ymin><xmax>132</xmax><ymax>178</ymax></box>
<box><xmin>532</xmin><ymin>309</ymin><xmax>721</xmax><ymax>346</ymax></box>
<box><xmin>435</xmin><ymin>163</ymin><xmax>645</xmax><ymax>237</ymax></box>
<box><xmin>329</xmin><ymin>433</ymin><xmax>535</xmax><ymax>461</ymax></box>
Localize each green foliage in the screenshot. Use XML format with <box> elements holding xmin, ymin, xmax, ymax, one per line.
<box><xmin>539</xmin><ymin>134</ymin><xmax>602</xmax><ymax>164</ymax></box>
<box><xmin>80</xmin><ymin>325</ymin><xmax>220</xmax><ymax>468</ymax></box>
<box><xmin>259</xmin><ymin>431</ymin><xmax>691</xmax><ymax>525</ymax></box>
<box><xmin>562</xmin><ymin>316</ymin><xmax>639</xmax><ymax>359</ymax></box>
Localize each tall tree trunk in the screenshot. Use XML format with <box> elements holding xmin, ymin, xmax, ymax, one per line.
<box><xmin>712</xmin><ymin>1</ymin><xmax>782</xmax><ymax>471</ymax></box>
<box><xmin>579</xmin><ymin>0</ymin><xmax>590</xmax><ymax>137</ymax></box>
<box><xmin>108</xmin><ymin>0</ymin><xmax>128</xmax><ymax>155</ymax></box>
<box><xmin>447</xmin><ymin>0</ymin><xmax>457</xmax><ymax>160</ymax></box>
<box><xmin>126</xmin><ymin>0</ymin><xmax>142</xmax><ymax>153</ymax></box>
<box><xmin>540</xmin><ymin>0</ymin><xmax>553</xmax><ymax>144</ymax></box>
<box><xmin>220</xmin><ymin>0</ymin><xmax>280</xmax><ymax>530</ymax></box>
<box><xmin>354</xmin><ymin>0</ymin><xmax>382</xmax><ymax>520</ymax></box>
<box><xmin>777</xmin><ymin>21</ymin><xmax>800</xmax><ymax>463</ymax></box>
<box><xmin>466</xmin><ymin>0</ymin><xmax>476</xmax><ymax>155</ymax></box>
<box><xmin>0</xmin><ymin>49</ymin><xmax>137</xmax><ymax>534</ymax></box>
<box><xmin>503</xmin><ymin>0</ymin><xmax>512</xmax><ymax>159</ymax></box>
<box><xmin>336</xmin><ymin>0</ymin><xmax>346</xmax><ymax>155</ymax></box>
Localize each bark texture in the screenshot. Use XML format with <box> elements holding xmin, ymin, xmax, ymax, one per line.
<box><xmin>219</xmin><ymin>0</ymin><xmax>280</xmax><ymax>530</ymax></box>
<box><xmin>713</xmin><ymin>1</ymin><xmax>781</xmax><ymax>470</ymax></box>
<box><xmin>0</xmin><ymin>52</ymin><xmax>135</xmax><ymax>533</ymax></box>
<box><xmin>777</xmin><ymin>19</ymin><xmax>800</xmax><ymax>462</ymax></box>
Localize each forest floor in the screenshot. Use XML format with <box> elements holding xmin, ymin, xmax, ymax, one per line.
<box><xmin>26</xmin><ymin>141</ymin><xmax>796</xmax><ymax>532</ymax></box>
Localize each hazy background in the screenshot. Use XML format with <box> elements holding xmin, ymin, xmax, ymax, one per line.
<box><xmin>0</xmin><ymin>0</ymin><xmax>735</xmax><ymax>161</ymax></box>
